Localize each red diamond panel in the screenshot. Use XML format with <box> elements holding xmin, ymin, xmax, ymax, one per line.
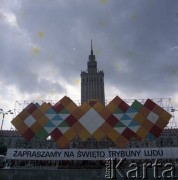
<box><xmin>89</xmin><ymin>100</ymin><xmax>97</xmax><ymax>106</ymax></box>
<box><xmin>112</xmin><ymin>96</ymin><xmax>123</xmax><ymax>105</ymax></box>
<box><xmin>118</xmin><ymin>101</ymin><xmax>129</xmax><ymax>112</ymax></box>
<box><xmin>121</xmin><ymin>128</ymin><xmax>136</xmax><ymax>140</ymax></box>
<box><xmin>53</xmin><ymin>103</ymin><xmax>64</xmax><ymax>113</ymax></box>
<box><xmin>106</xmin><ymin>115</ymin><xmax>118</xmax><ymax>127</ymax></box>
<box><xmin>150</xmin><ymin>125</ymin><xmax>162</xmax><ymax>138</ymax></box>
<box><xmin>22</xmin><ymin>129</ymin><xmax>35</xmax><ymax>141</ymax></box>
<box><xmin>50</xmin><ymin>128</ymin><xmax>63</xmax><ymax>141</ymax></box>
<box><xmin>27</xmin><ymin>103</ymin><xmax>38</xmax><ymax>114</ymax></box>
<box><xmin>65</xmin><ymin>115</ymin><xmax>77</xmax><ymax>127</ymax></box>
<box><xmin>144</xmin><ymin>99</ymin><xmax>156</xmax><ymax>111</ymax></box>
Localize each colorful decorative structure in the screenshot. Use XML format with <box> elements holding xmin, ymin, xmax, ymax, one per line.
<box><xmin>11</xmin><ymin>96</ymin><xmax>172</xmax><ymax>148</ymax></box>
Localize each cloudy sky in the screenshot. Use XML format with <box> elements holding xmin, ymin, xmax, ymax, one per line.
<box><xmin>0</xmin><ymin>0</ymin><xmax>178</xmax><ymax>129</ymax></box>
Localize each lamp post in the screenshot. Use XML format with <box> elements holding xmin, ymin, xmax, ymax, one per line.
<box><xmin>0</xmin><ymin>109</ymin><xmax>13</xmax><ymax>130</ymax></box>
<box><xmin>171</xmin><ymin>109</ymin><xmax>178</xmax><ymax>112</ymax></box>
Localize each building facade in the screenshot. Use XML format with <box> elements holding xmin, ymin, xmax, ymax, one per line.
<box><xmin>81</xmin><ymin>40</ymin><xmax>105</xmax><ymax>105</ymax></box>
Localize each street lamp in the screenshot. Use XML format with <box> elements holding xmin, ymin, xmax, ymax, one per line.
<box><xmin>0</xmin><ymin>109</ymin><xmax>13</xmax><ymax>130</ymax></box>
<box><xmin>171</xmin><ymin>109</ymin><xmax>178</xmax><ymax>112</ymax></box>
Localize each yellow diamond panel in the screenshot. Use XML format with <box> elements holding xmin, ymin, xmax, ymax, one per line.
<box><xmin>37</xmin><ymin>115</ymin><xmax>49</xmax><ymax>126</ymax></box>
<box><xmin>64</xmin><ymin>128</ymin><xmax>76</xmax><ymax>141</ymax></box>
<box><xmin>93</xmin><ymin>128</ymin><xmax>105</xmax><ymax>141</ymax></box>
<box><xmin>92</xmin><ymin>101</ymin><xmax>105</xmax><ymax>113</ymax></box>
<box><xmin>78</xmin><ymin>129</ymin><xmax>90</xmax><ymax>141</ymax></box>
<box><xmin>79</xmin><ymin>102</ymin><xmax>91</xmax><ymax>114</ymax></box>
<box><xmin>107</xmin><ymin>129</ymin><xmax>120</xmax><ymax>142</ymax></box>
<box><xmin>160</xmin><ymin>111</ymin><xmax>172</xmax><ymax>122</ymax></box>
<box><xmin>38</xmin><ymin>102</ymin><xmax>52</xmax><ymax>113</ymax></box>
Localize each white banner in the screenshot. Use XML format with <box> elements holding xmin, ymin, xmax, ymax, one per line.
<box><xmin>6</xmin><ymin>148</ymin><xmax>178</xmax><ymax>161</ymax></box>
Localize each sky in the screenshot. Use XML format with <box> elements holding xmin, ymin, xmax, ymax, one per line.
<box><xmin>0</xmin><ymin>0</ymin><xmax>178</xmax><ymax>129</ymax></box>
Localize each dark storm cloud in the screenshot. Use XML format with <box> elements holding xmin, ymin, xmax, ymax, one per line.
<box><xmin>0</xmin><ymin>0</ymin><xmax>178</xmax><ymax>99</ymax></box>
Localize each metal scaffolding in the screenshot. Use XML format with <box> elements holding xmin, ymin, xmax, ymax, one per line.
<box><xmin>14</xmin><ymin>98</ymin><xmax>177</xmax><ymax>128</ymax></box>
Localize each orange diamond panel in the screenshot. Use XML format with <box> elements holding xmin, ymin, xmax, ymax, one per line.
<box><xmin>56</xmin><ymin>136</ymin><xmax>70</xmax><ymax>148</ymax></box>
<box><xmin>106</xmin><ymin>102</ymin><xmax>117</xmax><ymax>113</ymax></box>
<box><xmin>31</xmin><ymin>122</ymin><xmax>42</xmax><ymax>134</ymax></box>
<box><xmin>72</xmin><ymin>108</ymin><xmax>84</xmax><ymax>119</ymax></box>
<box><xmin>141</xmin><ymin>120</ymin><xmax>154</xmax><ymax>131</ymax></box>
<box><xmin>114</xmin><ymin>135</ymin><xmax>129</xmax><ymax>148</ymax></box>
<box><xmin>60</xmin><ymin>96</ymin><xmax>72</xmax><ymax>107</ymax></box>
<box><xmin>31</xmin><ymin>109</ymin><xmax>44</xmax><ymax>119</ymax></box>
<box><xmin>98</xmin><ymin>108</ymin><xmax>111</xmax><ymax>119</ymax></box>
<box><xmin>155</xmin><ymin>118</ymin><xmax>169</xmax><ymax>129</ymax></box>
<box><xmin>11</xmin><ymin>116</ymin><xmax>23</xmax><ymax>127</ymax></box>
<box><xmin>134</xmin><ymin>113</ymin><xmax>145</xmax><ymax>124</ymax></box>
<box><xmin>100</xmin><ymin>123</ymin><xmax>113</xmax><ymax>135</ymax></box>
<box><xmin>136</xmin><ymin>126</ymin><xmax>149</xmax><ymax>139</ymax></box>
<box><xmin>65</xmin><ymin>102</ymin><xmax>78</xmax><ymax>113</ymax></box>
<box><xmin>18</xmin><ymin>109</ymin><xmax>29</xmax><ymax>120</ymax></box>
<box><xmin>37</xmin><ymin>115</ymin><xmax>49</xmax><ymax>126</ymax></box>
<box><xmin>15</xmin><ymin>122</ymin><xmax>29</xmax><ymax>135</ymax></box>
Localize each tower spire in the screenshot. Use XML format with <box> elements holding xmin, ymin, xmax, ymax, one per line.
<box><xmin>91</xmin><ymin>38</ymin><xmax>93</xmax><ymax>55</ymax></box>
